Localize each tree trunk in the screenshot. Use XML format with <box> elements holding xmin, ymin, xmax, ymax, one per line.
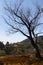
<box><xmin>28</xmin><ymin>26</ymin><xmax>43</xmax><ymax>60</ymax></box>
<box><xmin>28</xmin><ymin>37</ymin><xmax>43</xmax><ymax>60</ymax></box>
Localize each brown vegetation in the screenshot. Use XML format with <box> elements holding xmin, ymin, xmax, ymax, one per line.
<box><xmin>0</xmin><ymin>54</ymin><xmax>43</xmax><ymax>65</ymax></box>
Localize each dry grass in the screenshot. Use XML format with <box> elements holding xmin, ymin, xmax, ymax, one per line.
<box><xmin>0</xmin><ymin>54</ymin><xmax>43</xmax><ymax>65</ymax></box>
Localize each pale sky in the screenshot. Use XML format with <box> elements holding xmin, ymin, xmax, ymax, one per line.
<box><xmin>0</xmin><ymin>0</ymin><xmax>43</xmax><ymax>44</ymax></box>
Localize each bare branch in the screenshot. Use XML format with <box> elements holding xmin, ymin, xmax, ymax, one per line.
<box><xmin>35</xmin><ymin>23</ymin><xmax>43</xmax><ymax>29</ymax></box>
<box><xmin>21</xmin><ymin>12</ymin><xmax>30</xmax><ymax>26</ymax></box>
<box><xmin>15</xmin><ymin>0</ymin><xmax>24</xmax><ymax>13</ymax></box>
<box><xmin>5</xmin><ymin>7</ymin><xmax>29</xmax><ymax>29</ymax></box>
<box><xmin>3</xmin><ymin>17</ymin><xmax>29</xmax><ymax>38</ymax></box>
<box><xmin>31</xmin><ymin>7</ymin><xmax>41</xmax><ymax>23</ymax></box>
<box><xmin>35</xmin><ymin>32</ymin><xmax>43</xmax><ymax>36</ymax></box>
<box><xmin>33</xmin><ymin>23</ymin><xmax>43</xmax><ymax>31</ymax></box>
<box><xmin>5</xmin><ymin>14</ymin><xmax>24</xmax><ymax>25</ymax></box>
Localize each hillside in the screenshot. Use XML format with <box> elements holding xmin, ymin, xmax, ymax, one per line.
<box><xmin>20</xmin><ymin>36</ymin><xmax>43</xmax><ymax>44</ymax></box>
<box><xmin>0</xmin><ymin>36</ymin><xmax>43</xmax><ymax>56</ymax></box>
<box><xmin>20</xmin><ymin>39</ymin><xmax>30</xmax><ymax>44</ymax></box>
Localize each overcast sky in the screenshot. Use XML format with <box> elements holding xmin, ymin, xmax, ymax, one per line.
<box><xmin>0</xmin><ymin>0</ymin><xmax>43</xmax><ymax>44</ymax></box>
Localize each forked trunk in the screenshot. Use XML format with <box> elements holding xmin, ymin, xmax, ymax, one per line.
<box><xmin>28</xmin><ymin>37</ymin><xmax>43</xmax><ymax>60</ymax></box>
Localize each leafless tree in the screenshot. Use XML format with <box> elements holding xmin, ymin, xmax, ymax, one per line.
<box><xmin>4</xmin><ymin>0</ymin><xmax>43</xmax><ymax>60</ymax></box>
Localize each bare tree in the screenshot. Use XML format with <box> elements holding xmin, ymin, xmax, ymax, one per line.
<box><xmin>4</xmin><ymin>0</ymin><xmax>43</xmax><ymax>60</ymax></box>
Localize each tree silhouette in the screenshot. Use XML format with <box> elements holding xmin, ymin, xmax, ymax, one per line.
<box><xmin>0</xmin><ymin>41</ymin><xmax>4</xmax><ymax>50</ymax></box>
<box><xmin>6</xmin><ymin>41</ymin><xmax>10</xmax><ymax>46</ymax></box>
<box><xmin>4</xmin><ymin>0</ymin><xmax>43</xmax><ymax>60</ymax></box>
